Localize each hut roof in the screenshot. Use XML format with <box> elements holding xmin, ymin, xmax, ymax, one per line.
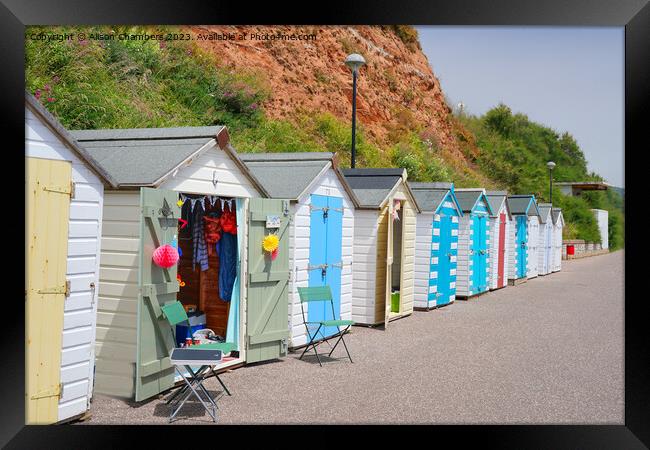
<box><xmin>507</xmin><ymin>194</ymin><xmax>541</xmax><ymax>217</ymax></box>
<box><xmin>341</xmin><ymin>168</ymin><xmax>419</xmax><ymax>210</ymax></box>
<box><xmin>239</xmin><ymin>152</ymin><xmax>359</xmax><ymax>204</ymax></box>
<box><xmin>26</xmin><ymin>91</ymin><xmax>118</xmax><ymax>187</ymax></box>
<box><xmin>485</xmin><ymin>191</ymin><xmax>511</xmax><ymax>219</ymax></box>
<box><xmin>537</xmin><ymin>203</ymin><xmax>553</xmax><ymax>224</ymax></box>
<box><xmin>454</xmin><ymin>189</ymin><xmax>494</xmax><ymax>215</ymax></box>
<box><xmin>409</xmin><ymin>182</ymin><xmax>462</xmax><ymax>215</ymax></box>
<box><xmin>551</xmin><ymin>207</ymin><xmax>565</xmax><ymax>226</ymax></box>
<box><xmin>70</xmin><ymin>125</ymin><xmax>267</xmax><ymax>193</ymax></box>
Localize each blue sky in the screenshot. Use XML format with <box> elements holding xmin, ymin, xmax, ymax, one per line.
<box><xmin>416</xmin><ymin>26</ymin><xmax>624</xmax><ymax>187</ymax></box>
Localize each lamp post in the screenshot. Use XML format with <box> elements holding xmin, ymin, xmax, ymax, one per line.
<box><xmin>345</xmin><ymin>53</ymin><xmax>366</xmax><ymax>168</ymax></box>
<box><xmin>547</xmin><ymin>161</ymin><xmax>556</xmax><ymax>206</ymax></box>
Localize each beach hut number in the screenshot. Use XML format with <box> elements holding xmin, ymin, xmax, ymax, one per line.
<box><xmin>266</xmin><ymin>215</ymin><xmax>281</xmax><ymax>229</ymax></box>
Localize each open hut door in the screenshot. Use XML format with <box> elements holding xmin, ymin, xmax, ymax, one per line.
<box><xmin>246</xmin><ymin>198</ymin><xmax>290</xmax><ymax>363</ymax></box>
<box><xmin>26</xmin><ymin>157</ymin><xmax>72</xmax><ymax>424</ymax></box>
<box><xmin>135</xmin><ymin>188</ymin><xmax>180</xmax><ymax>402</ymax></box>
<box><xmin>384</xmin><ymin>201</ymin><xmax>394</xmax><ymax>328</ymax></box>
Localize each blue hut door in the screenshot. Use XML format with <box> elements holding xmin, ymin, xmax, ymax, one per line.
<box><xmin>308</xmin><ymin>194</ymin><xmax>343</xmax><ymax>339</ymax></box>
<box><xmin>471</xmin><ymin>215</ymin><xmax>481</xmax><ymax>294</ymax></box>
<box><xmin>472</xmin><ymin>215</ymin><xmax>487</xmax><ymax>293</ymax></box>
<box><xmin>516</xmin><ymin>216</ymin><xmax>527</xmax><ymax>278</ymax></box>
<box><xmin>436</xmin><ymin>215</ymin><xmax>452</xmax><ymax>306</ymax></box>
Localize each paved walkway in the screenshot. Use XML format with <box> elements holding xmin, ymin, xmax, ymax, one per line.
<box><xmin>82</xmin><ymin>251</ymin><xmax>624</xmax><ymax>424</ymax></box>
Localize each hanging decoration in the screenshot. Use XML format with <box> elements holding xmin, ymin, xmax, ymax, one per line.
<box><xmin>392</xmin><ymin>199</ymin><xmax>402</xmax><ymax>221</ymax></box>
<box><xmin>177</xmin><ymin>273</ymin><xmax>186</xmax><ymax>287</ymax></box>
<box><xmin>262</xmin><ymin>233</ymin><xmax>280</xmax><ymax>258</ymax></box>
<box><xmin>152</xmin><ymin>244</ymin><xmax>179</xmax><ymax>268</ymax></box>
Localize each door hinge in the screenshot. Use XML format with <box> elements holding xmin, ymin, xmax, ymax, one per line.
<box><xmin>37</xmin><ymin>280</ymin><xmax>70</xmax><ymax>297</ymax></box>
<box><xmin>43</xmin><ymin>181</ymin><xmax>74</xmax><ymax>197</ymax></box>
<box><xmin>30</xmin><ymin>383</ymin><xmax>62</xmax><ymax>400</ymax></box>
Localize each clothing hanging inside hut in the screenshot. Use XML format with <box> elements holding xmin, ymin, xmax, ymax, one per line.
<box><xmin>192</xmin><ymin>199</ymin><xmax>208</xmax><ymax>271</ymax></box>
<box><xmin>218</xmin><ymin>232</ymin><xmax>237</xmax><ymax>301</ymax></box>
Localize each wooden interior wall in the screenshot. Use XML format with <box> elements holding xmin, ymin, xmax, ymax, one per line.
<box><xmin>177</xmin><ymin>220</ymin><xmax>230</xmax><ymax>338</ymax></box>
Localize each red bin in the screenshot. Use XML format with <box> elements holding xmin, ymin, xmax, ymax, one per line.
<box><xmin>567</xmin><ymin>245</ymin><xmax>575</xmax><ymax>255</ymax></box>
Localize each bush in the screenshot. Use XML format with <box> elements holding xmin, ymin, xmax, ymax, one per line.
<box><xmin>389</xmin><ymin>25</ymin><xmax>421</xmax><ymax>52</ymax></box>
<box><xmin>26</xmin><ymin>25</ymin><xmax>269</xmax><ymax>130</ymax></box>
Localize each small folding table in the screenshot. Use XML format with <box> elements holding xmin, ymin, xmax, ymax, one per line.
<box><xmin>168</xmin><ymin>348</ymin><xmax>223</xmax><ymax>423</ymax></box>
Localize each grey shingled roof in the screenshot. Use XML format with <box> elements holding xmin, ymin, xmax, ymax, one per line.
<box><xmin>551</xmin><ymin>208</ymin><xmax>564</xmax><ymax>225</ymax></box>
<box><xmin>537</xmin><ymin>203</ymin><xmax>553</xmax><ymax>224</ymax></box>
<box><xmin>485</xmin><ymin>192</ymin><xmax>508</xmax><ymax>218</ymax></box>
<box><xmin>26</xmin><ymin>92</ymin><xmax>118</xmax><ymax>187</ymax></box>
<box><xmin>239</xmin><ymin>152</ymin><xmax>332</xmax><ymax>200</ymax></box>
<box><xmin>409</xmin><ymin>182</ymin><xmax>451</xmax><ymax>213</ymax></box>
<box><xmin>70</xmin><ymin>126</ymin><xmax>224</xmax><ymax>187</ymax></box>
<box><xmin>455</xmin><ymin>190</ymin><xmax>483</xmax><ymax>213</ymax></box>
<box><xmin>341</xmin><ymin>168</ymin><xmax>405</xmax><ymax>208</ymax></box>
<box><xmin>507</xmin><ymin>195</ymin><xmax>540</xmax><ymax>217</ymax></box>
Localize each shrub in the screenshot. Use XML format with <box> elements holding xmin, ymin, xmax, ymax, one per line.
<box><xmin>389</xmin><ymin>25</ymin><xmax>421</xmax><ymax>52</ymax></box>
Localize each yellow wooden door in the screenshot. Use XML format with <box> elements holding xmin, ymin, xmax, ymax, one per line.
<box><xmin>25</xmin><ymin>157</ymin><xmax>72</xmax><ymax>424</ymax></box>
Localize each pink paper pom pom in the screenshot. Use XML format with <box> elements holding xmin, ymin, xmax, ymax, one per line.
<box><xmin>152</xmin><ymin>244</ymin><xmax>179</xmax><ymax>268</ymax></box>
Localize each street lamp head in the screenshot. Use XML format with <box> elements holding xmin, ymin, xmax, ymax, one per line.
<box><xmin>547</xmin><ymin>161</ymin><xmax>556</xmax><ymax>170</ymax></box>
<box><xmin>345</xmin><ymin>53</ymin><xmax>366</xmax><ymax>74</ymax></box>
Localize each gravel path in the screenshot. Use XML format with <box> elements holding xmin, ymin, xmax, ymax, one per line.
<box><xmin>81</xmin><ymin>251</ymin><xmax>624</xmax><ymax>424</ymax></box>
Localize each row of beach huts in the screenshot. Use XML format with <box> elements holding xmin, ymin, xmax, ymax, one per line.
<box><xmin>25</xmin><ymin>92</ymin><xmax>564</xmax><ymax>423</ymax></box>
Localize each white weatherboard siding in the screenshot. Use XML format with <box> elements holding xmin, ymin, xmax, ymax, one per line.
<box><xmin>160</xmin><ymin>142</ymin><xmax>260</xmax><ymax>198</ymax></box>
<box><xmin>414</xmin><ymin>212</ymin><xmax>434</xmax><ymax>309</ymax></box>
<box><xmin>538</xmin><ymin>220</ymin><xmax>553</xmax><ymax>275</ymax></box>
<box><xmin>26</xmin><ymin>107</ymin><xmax>104</xmax><ymax>422</ymax></box>
<box><xmin>552</xmin><ymin>219</ymin><xmax>563</xmax><ymax>272</ymax></box>
<box><xmin>527</xmin><ymin>216</ymin><xmax>540</xmax><ymax>279</ymax></box>
<box><xmin>351</xmin><ymin>210</ymin><xmax>379</xmax><ymax>325</ymax></box>
<box><xmin>507</xmin><ymin>217</ymin><xmax>518</xmax><ymax>280</ymax></box>
<box><xmin>288</xmin><ymin>169</ymin><xmax>354</xmax><ymax>348</ymax></box>
<box><xmin>455</xmin><ymin>215</ymin><xmax>471</xmax><ymax>297</ymax></box>
<box><xmin>95</xmin><ymin>191</ymin><xmax>140</xmax><ymax>398</ymax></box>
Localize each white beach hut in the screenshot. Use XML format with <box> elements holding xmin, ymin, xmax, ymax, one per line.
<box><xmin>454</xmin><ymin>189</ymin><xmax>493</xmax><ymax>299</ymax></box>
<box><xmin>551</xmin><ymin>207</ymin><xmax>565</xmax><ymax>272</ymax></box>
<box><xmin>70</xmin><ymin>125</ymin><xmax>292</xmax><ymax>402</ymax></box>
<box><xmin>410</xmin><ymin>182</ymin><xmax>463</xmax><ymax>310</ymax></box>
<box><xmin>341</xmin><ymin>169</ymin><xmax>420</xmax><ymax>327</ymax></box>
<box><xmin>506</xmin><ymin>195</ymin><xmax>541</xmax><ymax>283</ymax></box>
<box><xmin>239</xmin><ymin>153</ymin><xmax>359</xmax><ymax>349</ymax></box>
<box><xmin>485</xmin><ymin>191</ymin><xmax>511</xmax><ymax>291</ymax></box>
<box><xmin>25</xmin><ymin>92</ymin><xmax>117</xmax><ymax>424</ymax></box>
<box><xmin>537</xmin><ymin>203</ymin><xmax>554</xmax><ymax>276</ymax></box>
